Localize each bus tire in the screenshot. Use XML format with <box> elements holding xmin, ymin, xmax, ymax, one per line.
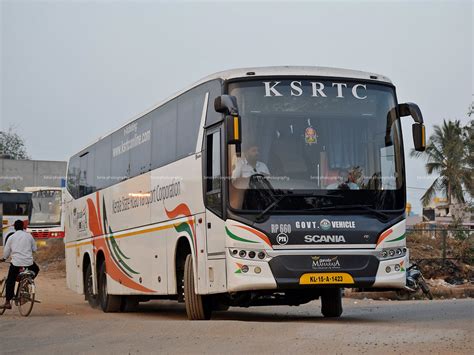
<box><xmin>184</xmin><ymin>254</ymin><xmax>211</xmax><ymax>320</ymax></box>
<box><xmin>321</xmin><ymin>288</ymin><xmax>343</xmax><ymax>318</ymax></box>
<box><xmin>84</xmin><ymin>263</ymin><xmax>99</xmax><ymax>308</ymax></box>
<box><xmin>98</xmin><ymin>262</ymin><xmax>121</xmax><ymax>313</ymax></box>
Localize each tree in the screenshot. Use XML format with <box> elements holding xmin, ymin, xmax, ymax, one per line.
<box><xmin>411</xmin><ymin>119</ymin><xmax>472</xmax><ymax>207</ymax></box>
<box><xmin>461</xmin><ymin>120</ymin><xmax>474</xmax><ymax>197</ymax></box>
<box><xmin>0</xmin><ymin>126</ymin><xmax>30</xmax><ymax>159</ymax></box>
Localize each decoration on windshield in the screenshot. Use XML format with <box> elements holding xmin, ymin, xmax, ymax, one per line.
<box><xmin>304</xmin><ymin>126</ymin><xmax>318</xmax><ymax>145</ymax></box>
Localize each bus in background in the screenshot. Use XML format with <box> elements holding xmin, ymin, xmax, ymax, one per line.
<box><xmin>26</xmin><ymin>187</ymin><xmax>65</xmax><ymax>242</ymax></box>
<box><xmin>0</xmin><ymin>191</ymin><xmax>32</xmax><ymax>246</ymax></box>
<box><xmin>64</xmin><ymin>67</ymin><xmax>426</xmax><ymax>319</ymax></box>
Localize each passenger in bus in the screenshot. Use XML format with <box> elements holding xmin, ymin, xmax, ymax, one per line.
<box><xmin>326</xmin><ymin>166</ymin><xmax>362</xmax><ymax>190</ymax></box>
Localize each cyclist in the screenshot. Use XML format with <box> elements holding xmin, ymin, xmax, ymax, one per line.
<box><xmin>0</xmin><ymin>220</ymin><xmax>39</xmax><ymax>310</ymax></box>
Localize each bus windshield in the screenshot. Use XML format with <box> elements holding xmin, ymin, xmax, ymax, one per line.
<box><xmin>227</xmin><ymin>79</ymin><xmax>404</xmax><ymax>212</ymax></box>
<box><xmin>29</xmin><ymin>190</ymin><xmax>62</xmax><ymax>226</ymax></box>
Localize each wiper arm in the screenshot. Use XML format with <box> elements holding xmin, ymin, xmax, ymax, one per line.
<box><xmin>255</xmin><ymin>193</ymin><xmax>343</xmax><ymax>222</ymax></box>
<box><xmin>306</xmin><ymin>204</ymin><xmax>390</xmax><ymax>222</ymax></box>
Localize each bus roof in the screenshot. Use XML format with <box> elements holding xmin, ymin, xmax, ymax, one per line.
<box><xmin>73</xmin><ymin>66</ymin><xmax>393</xmax><ymax>157</ymax></box>
<box><xmin>198</xmin><ymin>66</ymin><xmax>393</xmax><ymax>85</ymax></box>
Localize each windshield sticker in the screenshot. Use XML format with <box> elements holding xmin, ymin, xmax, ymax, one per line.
<box><xmin>304</xmin><ymin>127</ymin><xmax>317</xmax><ymax>145</ymax></box>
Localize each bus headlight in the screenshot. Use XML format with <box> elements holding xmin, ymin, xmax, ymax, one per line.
<box><xmin>379</xmin><ymin>247</ymin><xmax>407</xmax><ymax>260</ymax></box>
<box><xmin>230</xmin><ymin>249</ymin><xmax>269</xmax><ymax>261</ymax></box>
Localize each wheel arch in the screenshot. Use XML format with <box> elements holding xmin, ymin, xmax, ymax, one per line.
<box><xmin>173</xmin><ymin>236</ymin><xmax>193</xmax><ymax>297</ymax></box>
<box><xmin>82</xmin><ymin>251</ymin><xmax>96</xmax><ymax>295</ymax></box>
<box><xmin>96</xmin><ymin>249</ymin><xmax>106</xmax><ymax>274</ymax></box>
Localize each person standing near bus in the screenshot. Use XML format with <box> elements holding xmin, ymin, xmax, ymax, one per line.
<box><xmin>0</xmin><ymin>220</ymin><xmax>39</xmax><ymax>310</ymax></box>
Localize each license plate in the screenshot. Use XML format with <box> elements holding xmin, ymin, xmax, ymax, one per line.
<box><xmin>299</xmin><ymin>272</ymin><xmax>354</xmax><ymax>285</ymax></box>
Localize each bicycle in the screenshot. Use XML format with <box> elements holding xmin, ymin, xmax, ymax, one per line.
<box><xmin>0</xmin><ymin>260</ymin><xmax>37</xmax><ymax>317</ymax></box>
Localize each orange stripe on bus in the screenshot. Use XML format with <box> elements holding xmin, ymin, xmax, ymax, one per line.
<box><xmin>64</xmin><ymin>223</ymin><xmax>175</xmax><ymax>248</ymax></box>
<box><xmin>376</xmin><ymin>228</ymin><xmax>393</xmax><ymax>246</ymax></box>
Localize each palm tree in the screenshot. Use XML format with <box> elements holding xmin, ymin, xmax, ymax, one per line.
<box><xmin>411</xmin><ymin>119</ymin><xmax>471</xmax><ymax>207</ymax></box>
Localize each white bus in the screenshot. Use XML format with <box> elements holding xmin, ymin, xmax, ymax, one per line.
<box><xmin>26</xmin><ymin>187</ymin><xmax>65</xmax><ymax>242</ymax></box>
<box><xmin>65</xmin><ymin>67</ymin><xmax>426</xmax><ymax>319</ymax></box>
<box><xmin>0</xmin><ymin>191</ymin><xmax>32</xmax><ymax>246</ymax></box>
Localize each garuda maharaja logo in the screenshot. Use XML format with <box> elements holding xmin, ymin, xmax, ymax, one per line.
<box><xmin>320</xmin><ymin>219</ymin><xmax>331</xmax><ymax>230</ymax></box>
<box><xmin>311</xmin><ymin>256</ymin><xmax>341</xmax><ymax>269</ymax></box>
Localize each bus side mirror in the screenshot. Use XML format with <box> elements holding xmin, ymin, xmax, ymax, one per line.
<box><xmin>215</xmin><ymin>95</ymin><xmax>242</xmax><ymax>152</ymax></box>
<box><xmin>399</xmin><ymin>102</ymin><xmax>426</xmax><ymax>152</ymax></box>
<box><xmin>214</xmin><ymin>95</ymin><xmax>239</xmax><ymax>116</ymax></box>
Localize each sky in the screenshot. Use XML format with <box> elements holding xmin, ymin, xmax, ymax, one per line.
<box><xmin>1</xmin><ymin>0</ymin><xmax>473</xmax><ymax>214</ymax></box>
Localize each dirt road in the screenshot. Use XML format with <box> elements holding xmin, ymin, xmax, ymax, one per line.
<box><xmin>0</xmin><ymin>261</ymin><xmax>472</xmax><ymax>354</ymax></box>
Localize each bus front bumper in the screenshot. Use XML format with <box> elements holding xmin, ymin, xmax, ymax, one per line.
<box><xmin>226</xmin><ymin>249</ymin><xmax>407</xmax><ymax>292</ymax></box>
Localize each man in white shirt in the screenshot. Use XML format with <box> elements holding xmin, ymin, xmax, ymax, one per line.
<box><xmin>230</xmin><ymin>144</ymin><xmax>271</xmax><ymax>209</ymax></box>
<box><xmin>1</xmin><ymin>220</ymin><xmax>39</xmax><ymax>310</ymax></box>
<box><xmin>231</xmin><ymin>145</ymin><xmax>270</xmax><ymax>180</ymax></box>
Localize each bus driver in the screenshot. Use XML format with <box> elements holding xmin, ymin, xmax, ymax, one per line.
<box><xmin>230</xmin><ymin>144</ymin><xmax>270</xmax><ymax>209</ymax></box>
<box><xmin>231</xmin><ymin>144</ymin><xmax>270</xmax><ymax>180</ymax></box>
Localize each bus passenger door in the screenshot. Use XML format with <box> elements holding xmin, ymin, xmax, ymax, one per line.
<box><xmin>204</xmin><ymin>128</ymin><xmax>225</xmax><ymax>254</ymax></box>
<box><xmin>204</xmin><ymin>128</ymin><xmax>227</xmax><ymax>293</ymax></box>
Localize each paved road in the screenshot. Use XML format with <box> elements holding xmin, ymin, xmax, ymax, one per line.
<box><xmin>0</xmin><ymin>266</ymin><xmax>473</xmax><ymax>355</ymax></box>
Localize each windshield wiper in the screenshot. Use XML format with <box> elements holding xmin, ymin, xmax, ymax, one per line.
<box><xmin>255</xmin><ymin>193</ymin><xmax>343</xmax><ymax>222</ymax></box>
<box><xmin>305</xmin><ymin>204</ymin><xmax>390</xmax><ymax>222</ymax></box>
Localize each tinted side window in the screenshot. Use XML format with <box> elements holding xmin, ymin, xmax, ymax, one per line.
<box><xmin>86</xmin><ymin>148</ymin><xmax>96</xmax><ymax>194</ymax></box>
<box><xmin>111</xmin><ymin>128</ymin><xmax>131</xmax><ymax>183</ymax></box>
<box><xmin>205</xmin><ymin>130</ymin><xmax>222</xmax><ymax>216</ymax></box>
<box><xmin>129</xmin><ymin>116</ymin><xmax>152</xmax><ymax>177</ymax></box>
<box><xmin>79</xmin><ymin>148</ymin><xmax>95</xmax><ymax>198</ymax></box>
<box><xmin>177</xmin><ymin>88</ymin><xmax>207</xmax><ymax>158</ymax></box>
<box><xmin>151</xmin><ymin>100</ymin><xmax>177</xmax><ymax>169</ymax></box>
<box><xmin>67</xmin><ymin>155</ymin><xmax>80</xmax><ymax>199</ymax></box>
<box><xmin>2</xmin><ymin>203</ymin><xmax>29</xmax><ymax>216</ymax></box>
<box><xmin>95</xmin><ymin>136</ymin><xmax>112</xmax><ymax>190</ymax></box>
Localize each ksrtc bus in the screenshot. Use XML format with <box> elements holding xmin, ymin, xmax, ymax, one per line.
<box><xmin>64</xmin><ymin>67</ymin><xmax>425</xmax><ymax>319</ymax></box>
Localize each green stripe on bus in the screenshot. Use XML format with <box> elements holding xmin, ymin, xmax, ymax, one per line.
<box><xmin>225</xmin><ymin>227</ymin><xmax>258</xmax><ymax>244</ymax></box>
<box><xmin>386</xmin><ymin>234</ymin><xmax>406</xmax><ymax>242</ymax></box>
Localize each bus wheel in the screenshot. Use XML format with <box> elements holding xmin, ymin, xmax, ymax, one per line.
<box><xmin>84</xmin><ymin>263</ymin><xmax>99</xmax><ymax>308</ymax></box>
<box><xmin>184</xmin><ymin>254</ymin><xmax>211</xmax><ymax>320</ymax></box>
<box><xmin>321</xmin><ymin>288</ymin><xmax>343</xmax><ymax>318</ymax></box>
<box><xmin>98</xmin><ymin>262</ymin><xmax>121</xmax><ymax>313</ymax></box>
